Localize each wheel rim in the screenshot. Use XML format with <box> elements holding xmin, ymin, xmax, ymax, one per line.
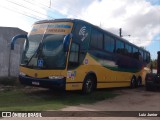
<box><xmin>86</xmin><ymin>79</ymin><xmax>93</xmax><ymax>93</ymax></box>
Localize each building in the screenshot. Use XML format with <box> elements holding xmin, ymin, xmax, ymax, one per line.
<box><xmin>0</xmin><ymin>27</ymin><xmax>27</xmax><ymax>77</ymax></box>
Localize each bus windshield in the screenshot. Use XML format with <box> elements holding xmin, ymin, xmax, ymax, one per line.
<box><xmin>21</xmin><ymin>22</ymin><xmax>73</xmax><ymax>69</ymax></box>
<box><xmin>21</xmin><ymin>34</ymin><xmax>67</xmax><ymax>69</ymax></box>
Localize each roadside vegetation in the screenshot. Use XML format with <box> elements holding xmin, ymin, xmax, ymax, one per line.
<box><xmin>151</xmin><ymin>59</ymin><xmax>157</xmax><ymax>69</ymax></box>
<box><xmin>0</xmin><ymin>77</ymin><xmax>118</xmax><ymax>111</ymax></box>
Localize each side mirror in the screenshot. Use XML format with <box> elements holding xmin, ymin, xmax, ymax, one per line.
<box><xmin>63</xmin><ymin>34</ymin><xmax>72</xmax><ymax>52</ymax></box>
<box><xmin>11</xmin><ymin>34</ymin><xmax>27</xmax><ymax>50</ymax></box>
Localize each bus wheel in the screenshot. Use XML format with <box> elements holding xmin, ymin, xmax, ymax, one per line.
<box><xmin>82</xmin><ymin>75</ymin><xmax>95</xmax><ymax>94</ymax></box>
<box><xmin>130</xmin><ymin>76</ymin><xmax>137</xmax><ymax>88</ymax></box>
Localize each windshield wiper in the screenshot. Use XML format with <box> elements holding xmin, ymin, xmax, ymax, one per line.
<box><xmin>26</xmin><ymin>42</ymin><xmax>43</xmax><ymax>66</ymax></box>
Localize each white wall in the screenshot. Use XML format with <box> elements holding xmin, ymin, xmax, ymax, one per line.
<box><xmin>0</xmin><ymin>27</ymin><xmax>27</xmax><ymax>77</ymax></box>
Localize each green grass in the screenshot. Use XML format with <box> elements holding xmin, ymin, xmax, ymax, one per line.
<box><xmin>0</xmin><ymin>87</ymin><xmax>118</xmax><ymax>111</ymax></box>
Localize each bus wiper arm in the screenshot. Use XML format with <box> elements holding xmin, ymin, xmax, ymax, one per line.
<box><xmin>26</xmin><ymin>42</ymin><xmax>42</xmax><ymax>66</ymax></box>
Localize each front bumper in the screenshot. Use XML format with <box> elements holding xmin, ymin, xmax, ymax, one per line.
<box><xmin>19</xmin><ymin>75</ymin><xmax>66</xmax><ymax>90</ymax></box>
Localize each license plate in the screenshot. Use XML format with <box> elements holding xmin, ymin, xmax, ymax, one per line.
<box><xmin>32</xmin><ymin>81</ymin><xmax>40</xmax><ymax>86</ymax></box>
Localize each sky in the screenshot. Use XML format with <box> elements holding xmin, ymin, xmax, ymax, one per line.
<box><xmin>0</xmin><ymin>0</ymin><xmax>159</xmax><ymax>59</ymax></box>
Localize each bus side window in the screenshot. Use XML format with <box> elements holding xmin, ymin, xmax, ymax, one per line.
<box><xmin>90</xmin><ymin>29</ymin><xmax>97</xmax><ymax>48</ymax></box>
<box><xmin>139</xmin><ymin>50</ymin><xmax>143</xmax><ymax>61</ymax></box>
<box><xmin>97</xmin><ymin>32</ymin><xmax>103</xmax><ymax>49</ymax></box>
<box><xmin>143</xmin><ymin>52</ymin><xmax>150</xmax><ymax>63</ymax></box>
<box><xmin>90</xmin><ymin>29</ymin><xmax>103</xmax><ymax>50</ymax></box>
<box><xmin>68</xmin><ymin>43</ymin><xmax>79</xmax><ymax>68</ymax></box>
<box><xmin>146</xmin><ymin>53</ymin><xmax>150</xmax><ymax>63</ymax></box>
<box><xmin>133</xmin><ymin>47</ymin><xmax>139</xmax><ymax>59</ymax></box>
<box><xmin>125</xmin><ymin>44</ymin><xmax>132</xmax><ymax>57</ymax></box>
<box><xmin>143</xmin><ymin>52</ymin><xmax>146</xmax><ymax>62</ymax></box>
<box><xmin>115</xmin><ymin>40</ymin><xmax>125</xmax><ymax>54</ymax></box>
<box><xmin>104</xmin><ymin>35</ymin><xmax>115</xmax><ymax>52</ymax></box>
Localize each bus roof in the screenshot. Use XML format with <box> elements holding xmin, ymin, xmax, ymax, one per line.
<box><xmin>35</xmin><ymin>18</ymin><xmax>149</xmax><ymax>53</ymax></box>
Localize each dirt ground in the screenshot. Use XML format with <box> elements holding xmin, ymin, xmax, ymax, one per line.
<box><xmin>1</xmin><ymin>87</ymin><xmax>160</xmax><ymax>120</ymax></box>
<box><xmin>61</xmin><ymin>87</ymin><xmax>160</xmax><ymax>111</ymax></box>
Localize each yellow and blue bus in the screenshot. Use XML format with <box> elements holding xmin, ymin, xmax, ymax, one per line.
<box><xmin>11</xmin><ymin>19</ymin><xmax>151</xmax><ymax>94</ymax></box>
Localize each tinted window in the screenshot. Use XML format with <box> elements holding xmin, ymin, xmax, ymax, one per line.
<box><xmin>125</xmin><ymin>44</ymin><xmax>132</xmax><ymax>53</ymax></box>
<box><xmin>146</xmin><ymin>53</ymin><xmax>150</xmax><ymax>63</ymax></box>
<box><xmin>69</xmin><ymin>43</ymin><xmax>79</xmax><ymax>63</ymax></box>
<box><xmin>143</xmin><ymin>52</ymin><xmax>146</xmax><ymax>61</ymax></box>
<box><xmin>144</xmin><ymin>52</ymin><xmax>150</xmax><ymax>63</ymax></box>
<box><xmin>104</xmin><ymin>35</ymin><xmax>115</xmax><ymax>52</ymax></box>
<box><xmin>97</xmin><ymin>32</ymin><xmax>103</xmax><ymax>49</ymax></box>
<box><xmin>25</xmin><ymin>34</ymin><xmax>42</xmax><ymax>60</ymax></box>
<box><xmin>90</xmin><ymin>29</ymin><xmax>103</xmax><ymax>49</ymax></box>
<box><xmin>68</xmin><ymin>43</ymin><xmax>80</xmax><ymax>68</ymax></box>
<box><xmin>139</xmin><ymin>50</ymin><xmax>143</xmax><ymax>60</ymax></box>
<box><xmin>90</xmin><ymin>29</ymin><xmax>97</xmax><ymax>48</ymax></box>
<box><xmin>42</xmin><ymin>35</ymin><xmax>66</xmax><ymax>69</ymax></box>
<box><xmin>133</xmin><ymin>47</ymin><xmax>139</xmax><ymax>59</ymax></box>
<box><xmin>133</xmin><ymin>47</ymin><xmax>138</xmax><ymax>53</ymax></box>
<box><xmin>116</xmin><ymin>40</ymin><xmax>124</xmax><ymax>54</ymax></box>
<box><xmin>125</xmin><ymin>44</ymin><xmax>132</xmax><ymax>56</ymax></box>
<box><xmin>26</xmin><ymin>34</ymin><xmax>67</xmax><ymax>69</ymax></box>
<box><xmin>74</xmin><ymin>23</ymin><xmax>90</xmax><ymax>50</ymax></box>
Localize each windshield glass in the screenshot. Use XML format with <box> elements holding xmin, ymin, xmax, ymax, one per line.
<box><xmin>41</xmin><ymin>34</ymin><xmax>66</xmax><ymax>69</ymax></box>
<box><xmin>21</xmin><ymin>34</ymin><xmax>42</xmax><ymax>64</ymax></box>
<box><xmin>21</xmin><ymin>22</ymin><xmax>73</xmax><ymax>69</ymax></box>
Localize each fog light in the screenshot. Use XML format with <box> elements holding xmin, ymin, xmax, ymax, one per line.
<box><xmin>19</xmin><ymin>72</ymin><xmax>26</xmax><ymax>76</ymax></box>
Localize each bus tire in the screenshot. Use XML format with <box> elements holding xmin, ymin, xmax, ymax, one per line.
<box><xmin>130</xmin><ymin>76</ymin><xmax>137</xmax><ymax>88</ymax></box>
<box><xmin>82</xmin><ymin>75</ymin><xmax>96</xmax><ymax>94</ymax></box>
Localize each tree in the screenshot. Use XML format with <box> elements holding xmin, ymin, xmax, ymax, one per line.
<box><xmin>151</xmin><ymin>59</ymin><xmax>157</xmax><ymax>69</ymax></box>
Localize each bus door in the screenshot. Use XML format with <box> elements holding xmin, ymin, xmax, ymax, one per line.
<box><xmin>66</xmin><ymin>22</ymin><xmax>91</xmax><ymax>90</ymax></box>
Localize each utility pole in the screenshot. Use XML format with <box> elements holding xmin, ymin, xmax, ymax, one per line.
<box><xmin>119</xmin><ymin>28</ymin><xmax>131</xmax><ymax>38</ymax></box>
<box><xmin>119</xmin><ymin>28</ymin><xmax>122</xmax><ymax>37</ymax></box>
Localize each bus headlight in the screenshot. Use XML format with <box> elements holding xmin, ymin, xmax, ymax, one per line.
<box><xmin>19</xmin><ymin>72</ymin><xmax>26</xmax><ymax>76</ymax></box>
<box><xmin>48</xmin><ymin>76</ymin><xmax>64</xmax><ymax>79</ymax></box>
